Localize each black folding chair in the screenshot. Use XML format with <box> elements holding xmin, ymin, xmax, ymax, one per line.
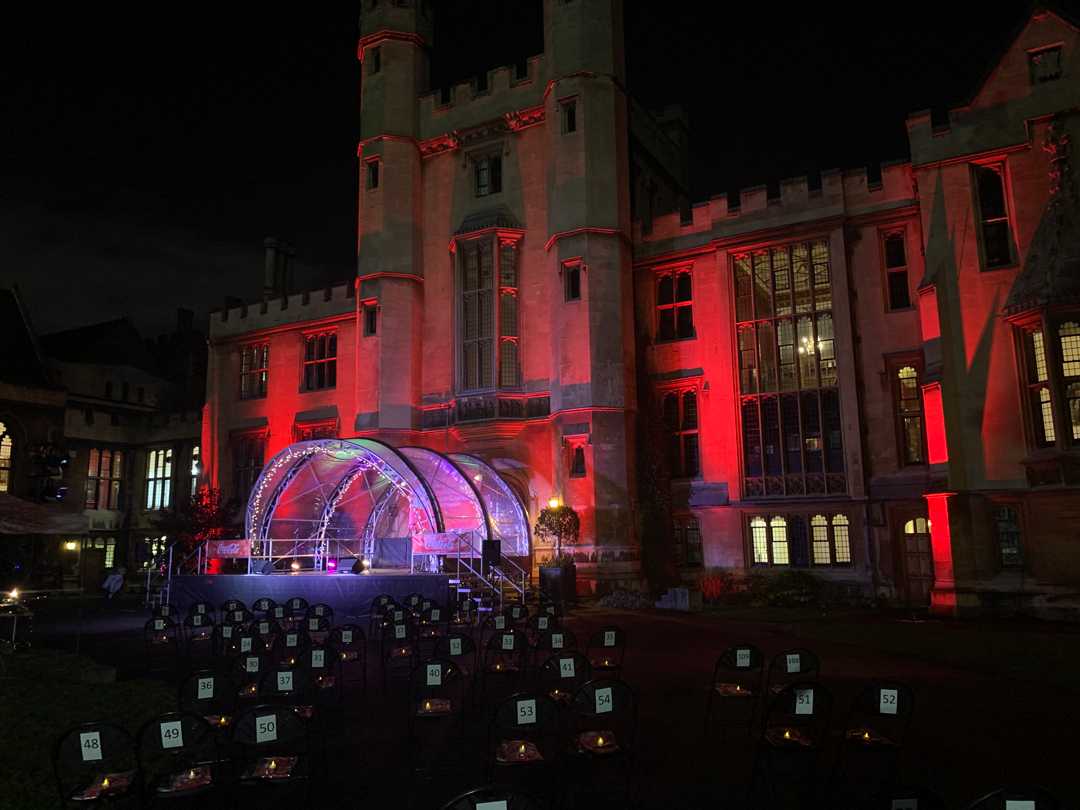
<box><xmin>53</xmin><ymin>721</ymin><xmax>140</xmax><ymax>808</ymax></box>
<box><xmin>480</xmin><ymin>629</ymin><xmax>528</xmax><ymax>706</ymax></box>
<box><xmin>283</xmin><ymin>597</ymin><xmax>308</xmax><ymax>631</ymax></box>
<box><xmin>408</xmin><ymin>658</ymin><xmax>468</xmax><ymax>773</ymax></box>
<box><xmin>178</xmin><ymin>670</ymin><xmax>238</xmax><ymax>731</ymax></box>
<box><xmin>435</xmin><ymin>632</ymin><xmax>479</xmax><ymax>683</ymax></box>
<box><xmin>302</xmin><ymin>643</ymin><xmax>344</xmax><ymax>708</ymax></box>
<box><xmin>144</xmin><ymin>616</ymin><xmax>182</xmax><ymax>672</ymax></box>
<box><xmin>536</xmin><ymin>651</ymin><xmax>591</xmax><ymax>705</ymax></box>
<box><xmin>826</xmin><ymin>681</ymin><xmax>916</xmax><ymax>807</ymax></box>
<box><xmin>247</xmin><ymin>618</ymin><xmax>282</xmax><ymax>656</ymax></box>
<box><xmin>479</xmin><ymin>612</ymin><xmax>512</xmax><ymax>648</ymax></box>
<box><xmin>220</xmin><ymin>599</ymin><xmax>245</xmax><ymax>615</ymax></box>
<box><xmin>704</xmin><ymin>643</ymin><xmax>765</xmax><ymax>739</ymax></box>
<box><xmin>418</xmin><ymin>603</ymin><xmax>447</xmax><ymax>644</ymax></box>
<box><xmin>136</xmin><ymin>712</ymin><xmax>221</xmax><ymax>806</ymax></box>
<box><xmin>230</xmin><ymin>704</ymin><xmax>313</xmax><ymax>803</ymax></box>
<box><xmin>328</xmin><ymin>624</ymin><xmax>367</xmax><ymax>690</ymax></box>
<box><xmin>258</xmin><ymin>666</ymin><xmax>316</xmax><ymax>718</ymax></box>
<box><xmin>586</xmin><ymin>626</ymin><xmax>626</xmax><ymax>676</ymax></box>
<box><xmin>302</xmin><ymin>615</ymin><xmax>331</xmax><ymax>646</ymax></box>
<box><xmin>751</xmin><ymin>680</ymin><xmax>834</xmax><ymax>809</ymax></box>
<box><xmin>381</xmin><ymin>620</ymin><xmax>420</xmax><ymax>692</ymax></box>
<box><xmin>869</xmin><ymin>785</ymin><xmax>947</xmax><ymax>810</ymax></box>
<box><xmin>451</xmin><ymin>595</ymin><xmax>479</xmax><ymax>630</ymax></box>
<box><xmin>765</xmin><ymin>647</ymin><xmax>820</xmax><ymax>695</ymax></box>
<box><xmin>276</xmin><ymin>628</ymin><xmax>312</xmax><ymax>667</ymax></box>
<box><xmin>487</xmin><ymin>692</ymin><xmax>562</xmax><ymax>796</ymax></box>
<box><xmin>182</xmin><ymin>613</ymin><xmax>215</xmax><ymax>662</ymax></box>
<box><xmin>367</xmin><ymin>594</ymin><xmax>395</xmax><ymax>637</ymax></box>
<box><xmin>962</xmin><ymin>786</ymin><xmax>1065</xmax><ymax>810</ymax></box>
<box><xmin>439</xmin><ymin>785</ymin><xmax>546</xmax><ymax>810</ymax></box>
<box><xmin>504</xmin><ymin>603</ymin><xmax>530</xmax><ymax>627</ymax></box>
<box><xmin>530</xmin><ymin>627</ymin><xmax>578</xmax><ymax>670</ymax></box>
<box><xmin>187</xmin><ymin>602</ymin><xmax>214</xmax><ymax>623</ymax></box>
<box><xmin>234</xmin><ymin>650</ymin><xmax>271</xmax><ymax>704</ymax></box>
<box><xmin>251</xmin><ymin>597</ymin><xmax>276</xmax><ymax>618</ymax></box>
<box><xmin>566</xmin><ymin>678</ymin><xmax>638</xmax><ymax>805</ymax></box>
<box><xmin>403</xmin><ymin>592</ymin><xmax>424</xmax><ymax>617</ymax></box>
<box><xmin>306</xmin><ymin>602</ymin><xmax>334</xmax><ymax>624</ymax></box>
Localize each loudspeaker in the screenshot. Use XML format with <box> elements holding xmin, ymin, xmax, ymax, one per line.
<box><xmin>482</xmin><ymin>540</ymin><xmax>501</xmax><ymax>572</ymax></box>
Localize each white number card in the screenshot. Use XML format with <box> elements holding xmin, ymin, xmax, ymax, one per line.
<box><xmin>222</xmin><ymin>625</ymin><xmax>233</xmax><ymax>638</ymax></box>
<box><xmin>154</xmin><ymin>619</ymin><xmax>165</xmax><ymax>630</ymax></box>
<box><xmin>603</xmin><ymin>630</ymin><xmax>616</xmax><ymax>647</ymax></box>
<box><xmin>341</xmin><ymin>630</ymin><xmax>353</xmax><ymax>644</ymax></box>
<box><xmin>255</xmin><ymin>714</ymin><xmax>277</xmax><ymax>743</ymax></box>
<box><xmin>795</xmin><ymin>688</ymin><xmax>814</xmax><ymax>715</ymax></box>
<box><xmin>449</xmin><ymin>638</ymin><xmax>463</xmax><ymax>656</ymax></box>
<box><xmin>426</xmin><ymin>664</ymin><xmax>442</xmax><ymax>686</ymax></box>
<box><xmin>559</xmin><ymin>657</ymin><xmax>576</xmax><ymax>678</ymax></box>
<box><xmin>501</xmin><ymin>633</ymin><xmax>514</xmax><ymax>650</ymax></box>
<box><xmin>431</xmin><ymin>608</ymin><xmax>440</xmax><ymax>621</ymax></box>
<box><xmin>891</xmin><ymin>800</ymin><xmax>918</xmax><ymax>810</ymax></box>
<box><xmin>79</xmin><ymin>731</ymin><xmax>102</xmax><ymax>761</ymax></box>
<box><xmin>314</xmin><ymin>606</ymin><xmax>324</xmax><ymax>616</ymax></box>
<box><xmin>197</xmin><ymin>677</ymin><xmax>215</xmax><ymax>699</ymax></box>
<box><xmin>276</xmin><ymin>671</ymin><xmax>293</xmax><ymax>692</ymax></box>
<box><xmin>394</xmin><ymin>624</ymin><xmax>406</xmax><ymax>639</ymax></box>
<box><xmin>880</xmin><ymin>688</ymin><xmax>899</xmax><ymax>715</ymax></box>
<box><xmin>476</xmin><ymin>802</ymin><xmax>508</xmax><ymax>810</ymax></box>
<box><xmin>494</xmin><ymin>616</ymin><xmax>506</xmax><ymax>629</ymax></box>
<box><xmin>311</xmin><ymin>649</ymin><xmax>325</xmax><ymax>668</ymax></box>
<box><xmin>595</xmin><ymin>686</ymin><xmax>614</xmax><ymax>714</ymax></box>
<box><xmin>196</xmin><ymin>604</ymin><xmax>206</xmax><ymax>614</ymax></box>
<box><xmin>240</xmin><ymin>637</ymin><xmax>252</xmax><ymax>653</ymax></box>
<box><xmin>274</xmin><ymin>607</ymin><xmax>284</xmax><ymax>618</ymax></box>
<box><xmin>291</xmin><ymin>599</ymin><xmax>302</xmax><ymax>609</ymax></box>
<box><xmin>393</xmin><ymin>610</ymin><xmax>403</xmax><ymax>622</ymax></box>
<box><xmin>286</xmin><ymin>633</ymin><xmax>298</xmax><ymax>648</ymax></box>
<box><xmin>259</xmin><ymin>622</ymin><xmax>269</xmax><ymax>635</ymax></box>
<box><xmin>538</xmin><ymin>616</ymin><xmax>549</xmax><ymax>630</ymax></box>
<box><xmin>786</xmin><ymin>653</ymin><xmax>801</xmax><ymax>673</ymax></box>
<box><xmin>1005</xmin><ymin>803</ymin><xmax>1035</xmax><ymax>810</ymax></box>
<box><xmin>233</xmin><ymin>611</ymin><xmax>244</xmax><ymax>622</ymax></box>
<box><xmin>551</xmin><ymin>633</ymin><xmax>564</xmax><ymax>649</ymax></box>
<box><xmin>245</xmin><ymin>656</ymin><xmax>259</xmax><ymax>673</ymax></box>
<box><xmin>736</xmin><ymin>648</ymin><xmax>751</xmax><ymax>668</ymax></box>
<box><xmin>192</xmin><ymin>615</ymin><xmax>203</xmax><ymax>627</ymax></box>
<box><xmin>160</xmin><ymin>720</ymin><xmax>184</xmax><ymax>749</ymax></box>
<box><xmin>309</xmin><ymin>619</ymin><xmax>319</xmax><ymax>631</ymax></box>
<box><xmin>516</xmin><ymin>698</ymin><xmax>536</xmax><ymax>725</ymax></box>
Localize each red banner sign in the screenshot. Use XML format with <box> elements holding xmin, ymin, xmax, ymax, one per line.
<box><xmin>205</xmin><ymin>539</ymin><xmax>251</xmax><ymax>558</ymax></box>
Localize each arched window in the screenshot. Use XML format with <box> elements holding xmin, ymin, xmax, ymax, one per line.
<box><xmin>750</xmin><ymin>516</ymin><xmax>768</xmax><ymax>564</ymax></box>
<box><xmin>904</xmin><ymin>516</ymin><xmax>929</xmax><ymax>535</ymax></box>
<box><xmin>770</xmin><ymin>516</ymin><xmax>789</xmax><ymax>565</ymax></box>
<box><xmin>896</xmin><ymin>366</ymin><xmax>925</xmax><ymax>464</ymax></box>
<box><xmin>810</xmin><ymin>515</ymin><xmax>830</xmax><ymax>564</ymax></box>
<box><xmin>832</xmin><ymin>514</ymin><xmax>851</xmax><ymax>563</ymax></box>
<box><xmin>1062</xmin><ymin>323</ymin><xmax>1080</xmax><ymax>440</ymax></box>
<box><xmin>0</xmin><ymin>421</ymin><xmax>13</xmax><ymax>493</ymax></box>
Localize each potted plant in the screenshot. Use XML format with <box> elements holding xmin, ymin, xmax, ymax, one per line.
<box><xmin>534</xmin><ymin>504</ymin><xmax>580</xmax><ymax>605</ymax></box>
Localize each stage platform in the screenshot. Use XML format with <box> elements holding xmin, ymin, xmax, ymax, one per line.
<box><xmin>168</xmin><ymin>571</ymin><xmax>450</xmax><ymax>619</ymax></box>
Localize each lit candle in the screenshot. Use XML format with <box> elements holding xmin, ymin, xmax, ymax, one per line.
<box><xmin>424</xmin><ymin>701</ymin><xmax>431</xmax><ymax>711</ymax></box>
<box><xmin>269</xmin><ymin>759</ymin><xmax>277</xmax><ymax>771</ymax></box>
<box><xmin>783</xmin><ymin>730</ymin><xmax>791</xmax><ymax>740</ymax></box>
<box><xmin>862</xmin><ymin>731</ymin><xmax>870</xmax><ymax>742</ymax></box>
<box><xmin>519</xmin><ymin>743</ymin><xmax>526</xmax><ymax>756</ymax></box>
<box><xmin>102</xmin><ymin>777</ymin><xmax>110</xmax><ymax>788</ymax></box>
<box><xmin>597</xmin><ymin>736</ymin><xmax>605</xmax><ymax>746</ymax></box>
<box><xmin>188</xmin><ymin>769</ymin><xmax>195</xmax><ymax>779</ymax></box>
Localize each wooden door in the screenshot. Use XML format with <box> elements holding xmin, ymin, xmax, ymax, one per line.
<box><xmin>901</xmin><ymin>517</ymin><xmax>933</xmax><ymax>608</ymax></box>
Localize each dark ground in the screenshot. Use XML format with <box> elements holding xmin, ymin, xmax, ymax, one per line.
<box><xmin>10</xmin><ymin>596</ymin><xmax>1080</xmax><ymax>809</ymax></box>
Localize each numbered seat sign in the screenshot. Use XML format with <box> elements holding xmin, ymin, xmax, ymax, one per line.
<box><xmin>736</xmin><ymin>648</ymin><xmax>751</xmax><ymax>668</ymax></box>
<box><xmin>311</xmin><ymin>649</ymin><xmax>325</xmax><ymax>669</ymax></box>
<box><xmin>287</xmin><ymin>633</ymin><xmax>299</xmax><ymax>648</ymax></box>
<box><xmin>154</xmin><ymin>619</ymin><xmax>165</xmax><ymax>630</ymax></box>
<box><xmin>233</xmin><ymin>611</ymin><xmax>244</xmax><ymax>622</ymax></box>
<box><xmin>559</xmin><ymin>657</ymin><xmax>575</xmax><ymax>678</ymax></box>
<box><xmin>255</xmin><ymin>714</ymin><xmax>278</xmax><ymax>743</ymax></box>
<box><xmin>501</xmin><ymin>633</ymin><xmax>514</xmax><ymax>650</ymax></box>
<box><xmin>879</xmin><ymin>688</ymin><xmax>899</xmax><ymax>715</ymax></box>
<box><xmin>551</xmin><ymin>633</ymin><xmax>564</xmax><ymax>649</ymax></box>
<box><xmin>604</xmin><ymin>630</ymin><xmax>616</xmax><ymax>647</ymax></box>
<box><xmin>786</xmin><ymin>653</ymin><xmax>801</xmax><ymax>674</ymax></box>
<box><xmin>259</xmin><ymin>622</ymin><xmax>269</xmax><ymax>635</ymax></box>
<box><xmin>246</xmin><ymin>656</ymin><xmax>260</xmax><ymax>673</ymax></box>
<box><xmin>291</xmin><ymin>600</ymin><xmax>302</xmax><ymax>609</ymax></box>
<box><xmin>314</xmin><ymin>606</ymin><xmax>324</xmax><ymax>616</ymax></box>
<box><xmin>222</xmin><ymin>625</ymin><xmax>233</xmax><ymax>638</ymax></box>
<box><xmin>595</xmin><ymin>686</ymin><xmax>614</xmax><ymax>714</ymax></box>
<box><xmin>795</xmin><ymin>687</ymin><xmax>814</xmax><ymax>715</ymax></box>
<box><xmin>394</xmin><ymin>624</ymin><xmax>406</xmax><ymax>640</ymax></box>
<box><xmin>426</xmin><ymin>664</ymin><xmax>442</xmax><ymax>686</ymax></box>
<box><xmin>476</xmin><ymin>802</ymin><xmax>508</xmax><ymax>810</ymax></box>
<box><xmin>341</xmin><ymin>630</ymin><xmax>353</xmax><ymax>644</ymax></box>
<box><xmin>240</xmin><ymin>637</ymin><xmax>252</xmax><ymax>653</ymax></box>
<box><xmin>79</xmin><ymin>731</ymin><xmax>102</xmax><ymax>762</ymax></box>
<box><xmin>394</xmin><ymin>610</ymin><xmax>403</xmax><ymax>622</ymax></box>
<box><xmin>449</xmin><ymin>638</ymin><xmax>463</xmax><ymax>656</ymax></box>
<box><xmin>309</xmin><ymin>619</ymin><xmax>319</xmax><ymax>631</ymax></box>
<box><xmin>196</xmin><ymin>604</ymin><xmax>206</xmax><ymax>614</ymax></box>
<box><xmin>192</xmin><ymin>615</ymin><xmax>203</xmax><ymax>626</ymax></box>
<box><xmin>1003</xmin><ymin>803</ymin><xmax>1036</xmax><ymax>810</ymax></box>
<box><xmin>431</xmin><ymin>609</ymin><xmax>440</xmax><ymax>621</ymax></box>
<box><xmin>160</xmin><ymin>720</ymin><xmax>184</xmax><ymax>749</ymax></box>
<box><xmin>197</xmin><ymin>677</ymin><xmax>215</xmax><ymax>699</ymax></box>
<box><xmin>516</xmin><ymin>698</ymin><xmax>536</xmax><ymax>725</ymax></box>
<box><xmin>538</xmin><ymin>617</ymin><xmax>548</xmax><ymax>630</ymax></box>
<box><xmin>494</xmin><ymin>616</ymin><xmax>505</xmax><ymax>629</ymax></box>
<box><xmin>274</xmin><ymin>607</ymin><xmax>284</xmax><ymax>618</ymax></box>
<box><xmin>277</xmin><ymin>671</ymin><xmax>293</xmax><ymax>692</ymax></box>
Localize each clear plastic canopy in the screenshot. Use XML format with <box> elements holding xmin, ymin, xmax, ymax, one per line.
<box><xmin>245</xmin><ymin>438</ymin><xmax>529</xmax><ymax>562</ymax></box>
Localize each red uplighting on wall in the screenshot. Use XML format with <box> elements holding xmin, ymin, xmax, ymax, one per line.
<box><xmin>921</xmin><ymin>382</ymin><xmax>948</xmax><ymax>463</ymax></box>
<box><xmin>923</xmin><ymin>491</ymin><xmax>957</xmax><ymax>614</ymax></box>
<box><xmin>917</xmin><ymin>286</ymin><xmax>941</xmax><ymax>341</ymax></box>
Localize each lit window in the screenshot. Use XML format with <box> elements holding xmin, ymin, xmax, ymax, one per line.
<box><xmin>240</xmin><ymin>343</ymin><xmax>269</xmax><ymax>400</ymax></box>
<box><xmin>663</xmin><ymin>389</ymin><xmax>700</xmax><ymax>478</ymax></box>
<box><xmin>1029</xmin><ymin>46</ymin><xmax>1062</xmax><ymax>84</ymax></box>
<box><xmin>656</xmin><ymin>267</ymin><xmax>694</xmax><ymax>341</ymax></box>
<box><xmin>1059</xmin><ymin>322</ymin><xmax>1080</xmax><ymax>377</ymax></box>
<box><xmin>86</xmin><ymin>448</ymin><xmax>123</xmax><ymax>510</ymax></box>
<box><xmin>561</xmin><ymin>98</ymin><xmax>577</xmax><ymax>134</ymax></box>
<box><xmin>498</xmin><ymin>240</ymin><xmax>520</xmax><ymax>388</ymax></box>
<box><xmin>896</xmin><ymin>366</ymin><xmax>925</xmax><ymax>465</ymax></box>
<box><xmin>1024</xmin><ymin>329</ymin><xmax>1056</xmax><ymax>446</ymax></box>
<box><xmin>750</xmin><ymin>516</ymin><xmax>769</xmax><ymax>564</ymax></box>
<box><xmin>994</xmin><ymin>505</ymin><xmax>1022</xmax><ymax>567</ymax></box>
<box><xmin>833</xmin><ymin>514</ymin><xmax>851</xmax><ymax>563</ymax></box>
<box><xmin>303</xmin><ymin>332</ymin><xmax>337</xmax><ymax>391</ymax></box>
<box><xmin>972</xmin><ymin>163</ymin><xmax>1014</xmax><ymax>269</ymax></box>
<box><xmin>770</xmin><ymin>516</ymin><xmax>789</xmax><ymax>565</ymax></box>
<box><xmin>0</xmin><ymin>421</ymin><xmax>12</xmax><ymax>494</ymax></box>
<box><xmin>146</xmin><ymin>449</ymin><xmax>173</xmax><ymax>510</ymax></box>
<box><xmin>810</xmin><ymin>514</ymin><xmax>830</xmax><ymax>564</ymax></box>
<box><xmin>475</xmin><ymin>155</ymin><xmax>502</xmax><ymax>197</ymax></box>
<box><xmin>190</xmin><ymin>445</ymin><xmax>200</xmax><ymax>494</ymax></box>
<box><xmin>882</xmin><ymin>231</ymin><xmax>911</xmax><ymax>310</ymax></box>
<box><xmin>569</xmin><ymin>445</ymin><xmax>586</xmax><ymax>478</ymax></box>
<box><xmin>366</xmin><ymin>159</ymin><xmax>380</xmax><ymax>190</ymax></box>
<box><xmin>233</xmin><ymin>434</ymin><xmax>265</xmax><ymax>503</ymax></box>
<box><xmin>104</xmin><ymin>537</ymin><xmax>115</xmax><ymax>568</ymax></box>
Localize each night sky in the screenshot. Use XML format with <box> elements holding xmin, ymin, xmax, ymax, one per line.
<box><xmin>0</xmin><ymin>2</ymin><xmax>1058</xmax><ymax>336</ymax></box>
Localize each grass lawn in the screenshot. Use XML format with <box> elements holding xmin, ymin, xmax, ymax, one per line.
<box><xmin>0</xmin><ymin>648</ymin><xmax>174</xmax><ymax>810</ymax></box>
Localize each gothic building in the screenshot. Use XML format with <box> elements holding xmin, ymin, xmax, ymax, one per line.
<box><xmin>201</xmin><ymin>1</ymin><xmax>1080</xmax><ymax>613</ymax></box>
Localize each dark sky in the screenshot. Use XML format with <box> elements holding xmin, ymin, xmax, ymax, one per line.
<box><xmin>0</xmin><ymin>1</ymin><xmax>1053</xmax><ymax>336</ymax></box>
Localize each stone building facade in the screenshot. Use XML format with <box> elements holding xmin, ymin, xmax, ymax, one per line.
<box><xmin>202</xmin><ymin>3</ymin><xmax>1080</xmax><ymax>611</ymax></box>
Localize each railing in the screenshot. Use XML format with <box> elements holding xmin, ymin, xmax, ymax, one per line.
<box><xmin>247</xmin><ymin>538</ymin><xmax>365</xmax><ymax>574</ymax></box>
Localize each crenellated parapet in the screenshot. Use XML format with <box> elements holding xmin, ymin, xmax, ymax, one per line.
<box><xmin>210</xmin><ymin>283</ymin><xmax>356</xmax><ymax>340</ymax></box>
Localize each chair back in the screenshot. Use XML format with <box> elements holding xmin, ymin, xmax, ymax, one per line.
<box><xmin>151</xmin><ymin>604</ymin><xmax>178</xmax><ymax>619</ymax></box>
<box><xmin>844</xmin><ymin>681</ymin><xmax>915</xmax><ymax>747</ymax></box>
<box><xmin>136</xmin><ymin>712</ymin><xmax>217</xmax><ymax>794</ymax></box>
<box><xmin>504</xmin><ymin>603</ymin><xmax>529</xmax><ymax>625</ymax></box>
<box><xmin>962</xmin><ymin>786</ymin><xmax>1064</xmax><ymax>810</ymax></box>
<box><xmin>252</xmin><ymin>597</ymin><xmax>276</xmax><ymax>616</ymax></box>
<box><xmin>285</xmin><ymin>596</ymin><xmax>309</xmax><ymax>615</ymax></box>
<box><xmin>183</xmin><ymin>611</ymin><xmax>215</xmax><ymax>638</ymax></box>
<box><xmin>410</xmin><ymin>657</ymin><xmax>467</xmax><ymax>718</ymax></box>
<box><xmin>767</xmin><ymin>648</ymin><xmax>820</xmax><ymax>694</ymax></box>
<box><xmin>490</xmin><ymin>692</ymin><xmax>561</xmax><ymax>760</ymax></box>
<box><xmin>538</xmin><ymin>651</ymin><xmax>592</xmax><ymax>703</ymax></box>
<box><xmin>179</xmin><ymin>670</ymin><xmax>238</xmax><ymax>724</ymax></box>
<box><xmin>145</xmin><ymin>616</ymin><xmax>180</xmax><ymax>643</ymax></box>
<box><xmin>533</xmin><ymin>627</ymin><xmax>577</xmax><ymax>655</ymax></box>
<box><xmin>258</xmin><ymin>666</ymin><xmax>315</xmax><ymax>707</ymax></box>
<box><xmin>278</xmin><ymin>628</ymin><xmax>312</xmax><ymax>665</ymax></box>
<box><xmin>220</xmin><ymin>598</ymin><xmax>246</xmax><ymax>614</ymax></box>
<box><xmin>306</xmin><ymin>602</ymin><xmax>333</xmax><ymax>623</ymax></box>
<box><xmin>403</xmin><ymin>592</ymin><xmax>424</xmax><ymax>614</ymax></box>
<box><xmin>713</xmin><ymin>643</ymin><xmax>765</xmax><ymax>692</ymax></box>
<box><xmin>248</xmin><ymin>618</ymin><xmax>282</xmax><ymax>651</ymax></box>
<box><xmin>187</xmin><ymin>601</ymin><xmax>214</xmax><ymax>621</ymax></box>
<box><xmin>570</xmin><ymin>678</ymin><xmax>637</xmax><ymax>754</ymax></box>
<box><xmin>440</xmin><ymin>786</ymin><xmax>546</xmax><ymax>810</ymax></box>
<box><xmin>222</xmin><ymin>607</ymin><xmax>253</xmax><ymax>626</ymax></box>
<box><xmin>763</xmin><ymin>680</ymin><xmax>833</xmax><ymax>746</ymax></box>
<box><xmin>231</xmin><ymin>704</ymin><xmax>310</xmax><ymax>756</ymax></box>
<box><xmin>586</xmin><ymin>626</ymin><xmax>627</xmax><ymax>672</ymax></box>
<box><xmin>53</xmin><ymin>721</ymin><xmax>138</xmax><ymax>805</ymax></box>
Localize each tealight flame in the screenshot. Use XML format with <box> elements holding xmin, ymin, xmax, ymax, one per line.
<box><xmin>424</xmin><ymin>701</ymin><xmax>431</xmax><ymax>710</ymax></box>
<box><xmin>342</xmin><ymin>653</ymin><xmax>347</xmax><ymax>660</ymax></box>
<box><xmin>495</xmin><ymin>663</ymin><xmax>502</xmax><ymax>671</ymax></box>
<box><xmin>102</xmin><ymin>777</ymin><xmax>110</xmax><ymax>788</ymax></box>
<box><xmin>188</xmin><ymin>769</ymin><xmax>195</xmax><ymax>779</ymax></box>
<box><xmin>519</xmin><ymin>743</ymin><xmax>526</xmax><ymax>755</ymax></box>
<box><xmin>288</xmin><ymin>658</ymin><xmax>295</xmax><ymax>666</ymax></box>
<box><xmin>783</xmin><ymin>730</ymin><xmax>791</xmax><ymax>740</ymax></box>
<box><xmin>597</xmin><ymin>736</ymin><xmax>605</xmax><ymax>746</ymax></box>
<box><xmin>219</xmin><ymin>716</ymin><xmax>227</xmax><ymax>726</ymax></box>
<box><xmin>735</xmin><ymin>685</ymin><xmax>741</xmax><ymax>691</ymax></box>
<box><xmin>604</xmin><ymin>659</ymin><xmax>610</xmax><ymax>666</ymax></box>
<box><xmin>862</xmin><ymin>731</ymin><xmax>870</xmax><ymax>741</ymax></box>
<box><xmin>269</xmin><ymin>759</ymin><xmax>277</xmax><ymax>771</ymax></box>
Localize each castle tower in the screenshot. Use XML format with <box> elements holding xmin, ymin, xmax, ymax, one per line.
<box><xmin>355</xmin><ymin>1</ymin><xmax>433</xmax><ymax>431</ymax></box>
<box><xmin>543</xmin><ymin>0</ymin><xmax>638</xmax><ymax>564</ymax></box>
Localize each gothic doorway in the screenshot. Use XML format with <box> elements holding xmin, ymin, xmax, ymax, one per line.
<box><xmin>899</xmin><ymin>516</ymin><xmax>933</xmax><ymax>608</ymax></box>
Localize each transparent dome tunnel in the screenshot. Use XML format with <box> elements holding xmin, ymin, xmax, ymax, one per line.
<box><xmin>244</xmin><ymin>438</ymin><xmax>530</xmax><ymax>571</ymax></box>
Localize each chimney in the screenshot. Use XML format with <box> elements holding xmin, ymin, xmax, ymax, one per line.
<box><xmin>263</xmin><ymin>237</ymin><xmax>295</xmax><ymax>301</ymax></box>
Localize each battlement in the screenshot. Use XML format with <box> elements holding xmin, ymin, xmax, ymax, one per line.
<box><xmin>418</xmin><ymin>55</ymin><xmax>547</xmax><ymax>140</ymax></box>
<box><xmin>636</xmin><ymin>161</ymin><xmax>915</xmax><ymax>246</ymax></box>
<box><xmin>210</xmin><ymin>282</ymin><xmax>356</xmax><ymax>340</ymax></box>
